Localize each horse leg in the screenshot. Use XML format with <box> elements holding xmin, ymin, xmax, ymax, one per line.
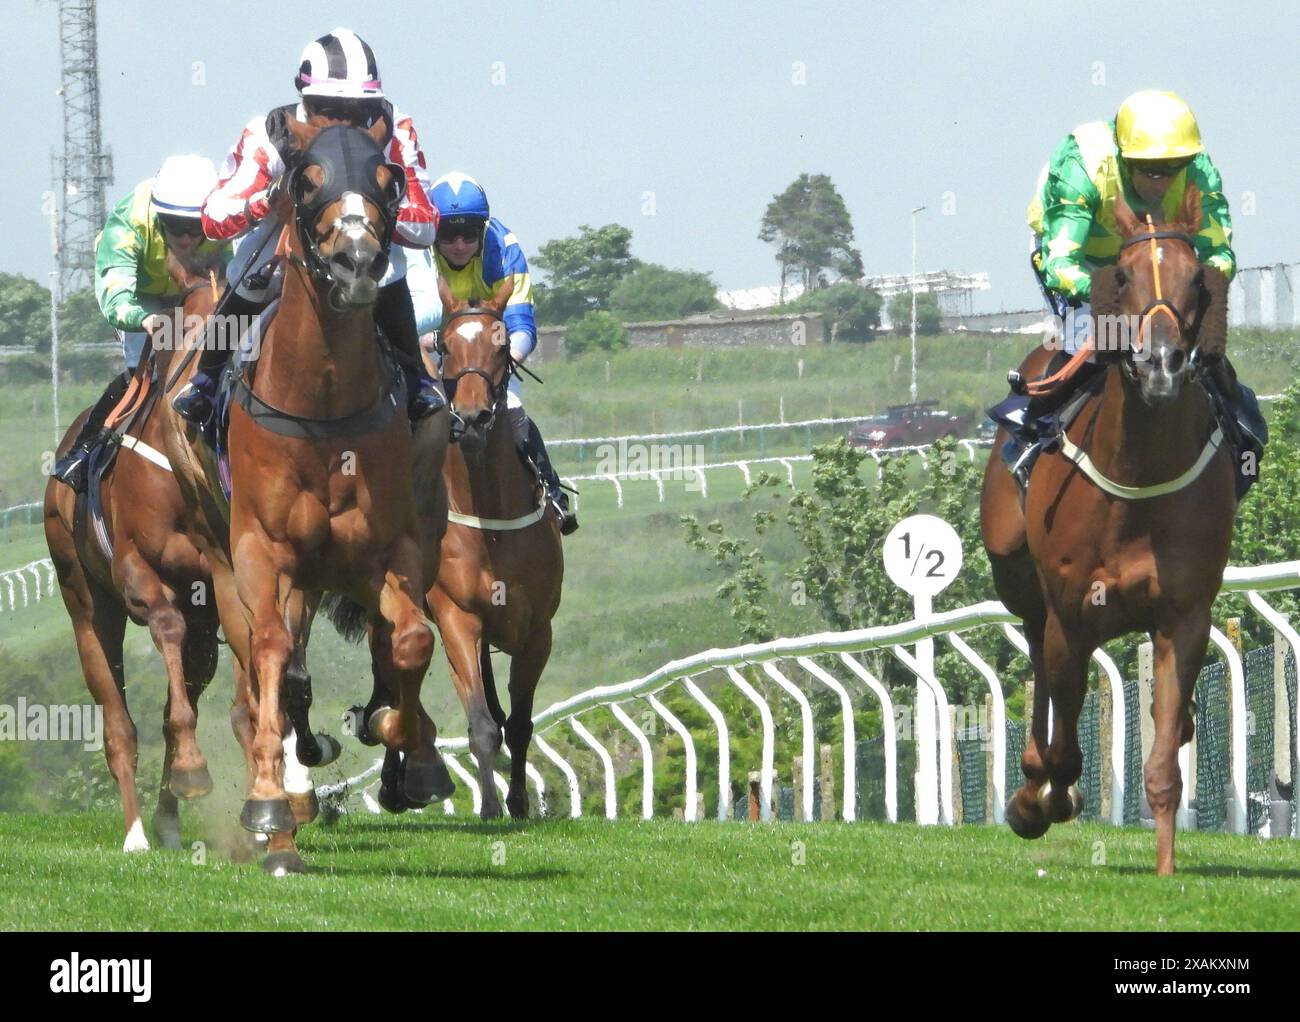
<box><xmin>367</xmin><ymin>553</ymin><xmax>449</xmax><ymax>806</ymax></box>
<box><xmin>1005</xmin><ymin>613</ymin><xmax>1054</xmax><ymax>839</ymax></box>
<box><xmin>283</xmin><ymin>591</ymin><xmax>341</xmax><ymax>770</ymax></box>
<box><xmin>503</xmin><ymin>624</ymin><xmax>551</xmax><ymax>819</ymax></box>
<box><xmin>143</xmin><ymin>597</ymin><xmax>213</xmax><ymax>800</ymax></box>
<box><xmin>435</xmin><ymin>600</ymin><xmax>503</xmax><ymax>818</ymax></box>
<box><xmin>232</xmin><ymin>546</ymin><xmax>298</xmax><ymax>841</ymax></box>
<box><xmin>68</xmin><ymin>587</ymin><xmax>145</xmax><ymax>850</ymax></box>
<box><xmin>1038</xmin><ymin>613</ymin><xmax>1089</xmax><ymax>824</ymax></box>
<box><xmin>1147</xmin><ymin>611</ymin><xmax>1210</xmax><ymax>876</ymax></box>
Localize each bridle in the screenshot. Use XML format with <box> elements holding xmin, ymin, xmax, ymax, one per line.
<box><xmin>283</xmin><ymin>126</ymin><xmax>406</xmax><ymax>310</ymax></box>
<box><xmin>1116</xmin><ymin>216</ymin><xmax>1207</xmax><ymax>369</ymax></box>
<box><xmin>432</xmin><ymin>304</ymin><xmax>515</xmax><ymax>434</ymax></box>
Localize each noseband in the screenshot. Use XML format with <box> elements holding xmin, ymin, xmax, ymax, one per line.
<box><xmin>433</xmin><ymin>304</ymin><xmax>513</xmax><ymax>431</ymax></box>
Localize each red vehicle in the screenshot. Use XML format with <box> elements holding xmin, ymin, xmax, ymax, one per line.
<box><xmin>847</xmin><ymin>401</ymin><xmax>975</xmax><ymax>449</ymax></box>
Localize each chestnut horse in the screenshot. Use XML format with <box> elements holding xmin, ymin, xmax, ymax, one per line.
<box><xmin>427</xmin><ymin>278</ymin><xmax>563</xmax><ymax>818</ymax></box>
<box><xmin>166</xmin><ymin>119</ymin><xmax>452</xmax><ymax>872</ymax></box>
<box><xmin>982</xmin><ymin>186</ymin><xmax>1235</xmax><ymax>875</ymax></box>
<box><xmin>324</xmin><ymin>277</ymin><xmax>563</xmax><ymax>818</ymax></box>
<box><xmin>45</xmin><ymin>256</ymin><xmax>224</xmax><ymax>853</ymax></box>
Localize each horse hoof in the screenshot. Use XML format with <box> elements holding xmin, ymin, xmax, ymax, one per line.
<box><xmin>1038</xmin><ymin>782</ymin><xmax>1085</xmax><ymax>823</ymax></box>
<box><xmin>1005</xmin><ymin>795</ymin><xmax>1050</xmax><ymax>840</ymax></box>
<box><xmin>366</xmin><ymin>706</ymin><xmax>396</xmax><ymax>745</ymax></box>
<box><xmin>122</xmin><ymin>819</ymin><xmax>151</xmax><ymax>853</ymax></box>
<box><xmin>287</xmin><ymin>790</ymin><xmax>319</xmax><ymax>826</ymax></box>
<box><xmin>377</xmin><ymin>783</ymin><xmax>413</xmax><ymax>815</ymax></box>
<box><xmin>169</xmin><ymin>764</ymin><xmax>213</xmax><ymax>800</ymax></box>
<box><xmin>239</xmin><ymin>798</ymin><xmax>297</xmax><ymax>834</ymax></box>
<box><xmin>506</xmin><ymin>794</ymin><xmax>530</xmax><ymax>820</ymax></box>
<box><xmin>402</xmin><ymin>750</ymin><xmax>456</xmax><ymax>805</ymax></box>
<box><xmin>263</xmin><ymin>851</ymin><xmax>306</xmax><ymax>876</ymax></box>
<box><xmin>345</xmin><ymin>705</ymin><xmax>380</xmax><ymax>746</ymax></box>
<box><xmin>152</xmin><ymin>815</ymin><xmax>183</xmax><ymax>851</ymax></box>
<box><xmin>312</xmin><ymin>732</ymin><xmax>343</xmax><ymax>767</ymax></box>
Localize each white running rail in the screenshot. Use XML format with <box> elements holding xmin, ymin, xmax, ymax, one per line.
<box><xmin>319</xmin><ymin>560</ymin><xmax>1300</xmax><ymax>835</ymax></box>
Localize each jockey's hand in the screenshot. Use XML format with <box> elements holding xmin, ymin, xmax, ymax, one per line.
<box><xmin>142</xmin><ymin>313</ymin><xmax>168</xmax><ymax>338</ymax></box>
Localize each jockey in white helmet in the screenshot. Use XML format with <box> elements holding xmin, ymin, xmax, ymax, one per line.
<box><xmin>53</xmin><ymin>155</ymin><xmax>228</xmax><ymax>490</ymax></box>
<box><xmin>171</xmin><ymin>27</ymin><xmax>442</xmax><ymax>427</ymax></box>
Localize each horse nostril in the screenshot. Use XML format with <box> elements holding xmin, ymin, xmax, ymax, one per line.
<box><xmin>332</xmin><ymin>251</ymin><xmax>355</xmax><ymax>274</ymax></box>
<box><xmin>1167</xmin><ymin>349</ymin><xmax>1185</xmax><ymax>373</ymax></box>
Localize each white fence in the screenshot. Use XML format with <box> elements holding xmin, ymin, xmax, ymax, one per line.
<box><xmin>0</xmin><ymin>558</ymin><xmax>57</xmax><ymax>613</ymax></box>
<box><xmin>320</xmin><ymin>560</ymin><xmax>1300</xmax><ymax>836</ymax></box>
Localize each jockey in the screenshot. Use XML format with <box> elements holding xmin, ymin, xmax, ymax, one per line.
<box><xmin>53</xmin><ymin>155</ymin><xmax>227</xmax><ymax>490</ymax></box>
<box><xmin>171</xmin><ymin>27</ymin><xmax>443</xmax><ymax>426</ymax></box>
<box><xmin>428</xmin><ymin>172</ymin><xmax>578</xmax><ymax>535</ymax></box>
<box><xmin>1004</xmin><ymin>89</ymin><xmax>1264</xmax><ymax>474</ymax></box>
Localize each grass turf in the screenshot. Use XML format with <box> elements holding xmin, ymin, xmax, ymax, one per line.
<box><xmin>1</xmin><ymin>810</ymin><xmax>1298</xmax><ymax>931</ymax></box>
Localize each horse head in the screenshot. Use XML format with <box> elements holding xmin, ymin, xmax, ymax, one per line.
<box><xmin>283</xmin><ymin>118</ymin><xmax>407</xmax><ymax>310</ymax></box>
<box><xmin>433</xmin><ymin>275</ymin><xmax>515</xmax><ymax>454</ymax></box>
<box><xmin>1090</xmin><ymin>185</ymin><xmax>1229</xmax><ymax>406</ymax></box>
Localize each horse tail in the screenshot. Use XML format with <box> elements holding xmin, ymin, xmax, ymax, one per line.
<box><xmin>481</xmin><ymin>644</ymin><xmax>507</xmax><ymax>729</ymax></box>
<box><xmin>320</xmin><ymin>592</ymin><xmax>369</xmax><ymax>645</ymax></box>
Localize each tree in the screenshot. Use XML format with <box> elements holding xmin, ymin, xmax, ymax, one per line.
<box><xmin>759</xmin><ymin>173</ymin><xmax>864</xmax><ymax>293</ymax></box>
<box><xmin>0</xmin><ymin>272</ymin><xmax>52</xmax><ymax>350</ymax></box>
<box><xmin>58</xmin><ymin>288</ymin><xmax>112</xmax><ymax>346</ymax></box>
<box><xmin>609</xmin><ymin>263</ymin><xmax>721</xmax><ymax>322</ymax></box>
<box><xmin>564</xmin><ymin>310</ymin><xmax>628</xmax><ymax>357</ymax></box>
<box><xmin>887</xmin><ymin>291</ymin><xmax>943</xmax><ymax>335</ymax></box>
<box><xmin>532</xmin><ymin>224</ymin><xmax>637</xmax><ymax>324</ymax></box>
<box><xmin>789</xmin><ymin>281</ymin><xmax>882</xmax><ymax>342</ymax></box>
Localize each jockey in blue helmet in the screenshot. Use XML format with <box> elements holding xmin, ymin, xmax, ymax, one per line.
<box><xmin>428</xmin><ymin>172</ymin><xmax>576</xmax><ymax>535</ymax></box>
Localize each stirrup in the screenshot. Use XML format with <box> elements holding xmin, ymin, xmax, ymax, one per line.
<box><xmin>172</xmin><ymin>388</ymin><xmax>213</xmax><ymax>426</ymax></box>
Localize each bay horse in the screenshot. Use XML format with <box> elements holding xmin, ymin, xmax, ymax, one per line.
<box><xmin>322</xmin><ymin>277</ymin><xmax>564</xmax><ymax>819</ymax></box>
<box><xmin>982</xmin><ymin>185</ymin><xmax>1235</xmax><ymax>875</ymax></box>
<box><xmin>167</xmin><ymin>118</ymin><xmax>452</xmax><ymax>872</ymax></box>
<box><xmin>44</xmin><ymin>254</ymin><xmax>225</xmax><ymax>853</ymax></box>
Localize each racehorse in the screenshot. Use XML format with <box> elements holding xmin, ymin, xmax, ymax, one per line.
<box><xmin>168</xmin><ymin>118</ymin><xmax>452</xmax><ymax>872</ymax></box>
<box><xmin>44</xmin><ymin>254</ymin><xmax>225</xmax><ymax>853</ymax></box>
<box><xmin>426</xmin><ymin>277</ymin><xmax>563</xmax><ymax>817</ymax></box>
<box><xmin>981</xmin><ymin>185</ymin><xmax>1235</xmax><ymax>875</ymax></box>
<box><xmin>323</xmin><ymin>277</ymin><xmax>564</xmax><ymax>819</ymax></box>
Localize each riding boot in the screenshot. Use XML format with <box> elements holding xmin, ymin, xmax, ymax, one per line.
<box><xmin>1204</xmin><ymin>356</ymin><xmax>1267</xmax><ymax>497</ymax></box>
<box><xmin>52</xmin><ymin>371</ymin><xmax>134</xmax><ymax>491</ymax></box>
<box><xmin>172</xmin><ymin>290</ymin><xmax>264</xmax><ymax>424</ymax></box>
<box><xmin>375</xmin><ymin>277</ymin><xmax>445</xmax><ymax>422</ymax></box>
<box><xmin>510</xmin><ymin>406</ymin><xmax>577</xmax><ymax>535</ymax></box>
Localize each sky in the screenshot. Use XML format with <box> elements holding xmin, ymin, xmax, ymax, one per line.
<box><xmin>3</xmin><ymin>0</ymin><xmax>1297</xmax><ymax>313</ymax></box>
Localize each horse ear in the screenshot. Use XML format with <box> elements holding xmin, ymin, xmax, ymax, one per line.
<box><xmin>367</xmin><ymin>117</ymin><xmax>387</xmax><ymax>150</ymax></box>
<box><xmin>1090</xmin><ymin>265</ymin><xmax>1126</xmax><ymax>318</ymax></box>
<box><xmin>1197</xmin><ymin>264</ymin><xmax>1229</xmax><ymax>359</ymax></box>
<box><xmin>488</xmin><ymin>276</ymin><xmax>515</xmax><ymax>313</ymax></box>
<box><xmin>286</xmin><ymin>117</ymin><xmax>321</xmax><ymax>152</ymax></box>
<box><xmin>1177</xmin><ymin>183</ymin><xmax>1203</xmax><ymax>234</ymax></box>
<box><xmin>437</xmin><ymin>274</ymin><xmax>460</xmax><ymax>315</ymax></box>
<box><xmin>1113</xmin><ymin>189</ymin><xmax>1142</xmax><ymax>238</ymax></box>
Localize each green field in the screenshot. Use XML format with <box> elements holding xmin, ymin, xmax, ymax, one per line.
<box><xmin>2</xmin><ymin>811</ymin><xmax>1298</xmax><ymax>930</ymax></box>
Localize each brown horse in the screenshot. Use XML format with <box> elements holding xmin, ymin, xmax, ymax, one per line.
<box><xmin>167</xmin><ymin>118</ymin><xmax>452</xmax><ymax>872</ymax></box>
<box><xmin>322</xmin><ymin>277</ymin><xmax>564</xmax><ymax>818</ymax></box>
<box><xmin>44</xmin><ymin>257</ymin><xmax>225</xmax><ymax>853</ymax></box>
<box><xmin>982</xmin><ymin>185</ymin><xmax>1235</xmax><ymax>875</ymax></box>
<box><xmin>427</xmin><ymin>278</ymin><xmax>564</xmax><ymax>818</ymax></box>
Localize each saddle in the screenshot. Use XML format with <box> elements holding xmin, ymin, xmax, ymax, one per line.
<box><xmin>990</xmin><ymin>351</ymin><xmax>1267</xmax><ymax>500</ymax></box>
<box><xmin>75</xmin><ymin>352</ymin><xmax>168</xmax><ymax>565</ymax></box>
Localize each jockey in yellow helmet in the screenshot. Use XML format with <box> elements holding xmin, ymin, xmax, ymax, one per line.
<box><xmin>996</xmin><ymin>90</ymin><xmax>1265</xmax><ymax>492</ymax></box>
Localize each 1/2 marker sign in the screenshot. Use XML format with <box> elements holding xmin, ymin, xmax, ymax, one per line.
<box><xmin>883</xmin><ymin>514</ymin><xmax>963</xmax><ymax>598</ymax></box>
